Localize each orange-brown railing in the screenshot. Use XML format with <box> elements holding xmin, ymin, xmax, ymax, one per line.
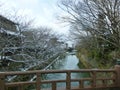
<box><xmin>0</xmin><ymin>65</ymin><xmax>120</xmax><ymax>90</ymax></box>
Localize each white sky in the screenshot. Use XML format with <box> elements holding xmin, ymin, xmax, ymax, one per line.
<box><xmin>0</xmin><ymin>0</ymin><xmax>70</xmax><ymax>34</ymax></box>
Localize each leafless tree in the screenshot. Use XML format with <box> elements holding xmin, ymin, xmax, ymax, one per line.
<box><xmin>58</xmin><ymin>0</ymin><xmax>120</xmax><ymax>63</ymax></box>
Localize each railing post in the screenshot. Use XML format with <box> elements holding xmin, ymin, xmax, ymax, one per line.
<box><xmin>66</xmin><ymin>71</ymin><xmax>71</xmax><ymax>90</ymax></box>
<box><xmin>102</xmin><ymin>80</ymin><xmax>107</xmax><ymax>87</ymax></box>
<box><xmin>115</xmin><ymin>65</ymin><xmax>120</xmax><ymax>87</ymax></box>
<box><xmin>79</xmin><ymin>80</ymin><xmax>84</xmax><ymax>88</ymax></box>
<box><xmin>18</xmin><ymin>85</ymin><xmax>24</xmax><ymax>90</ymax></box>
<box><xmin>0</xmin><ymin>73</ymin><xmax>5</xmax><ymax>90</ymax></box>
<box><xmin>52</xmin><ymin>82</ymin><xmax>56</xmax><ymax>90</ymax></box>
<box><xmin>91</xmin><ymin>71</ymin><xmax>96</xmax><ymax>88</ymax></box>
<box><xmin>36</xmin><ymin>73</ymin><xmax>41</xmax><ymax>90</ymax></box>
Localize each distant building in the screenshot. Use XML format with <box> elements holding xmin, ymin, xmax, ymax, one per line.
<box><xmin>65</xmin><ymin>43</ymin><xmax>68</xmax><ymax>49</ymax></box>
<box><xmin>0</xmin><ymin>15</ymin><xmax>21</xmax><ymax>55</ymax></box>
<box><xmin>0</xmin><ymin>15</ymin><xmax>18</xmax><ymax>32</ymax></box>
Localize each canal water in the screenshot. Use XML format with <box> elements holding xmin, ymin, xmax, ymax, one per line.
<box><xmin>41</xmin><ymin>53</ymin><xmax>89</xmax><ymax>88</ymax></box>
<box><xmin>48</xmin><ymin>54</ymin><xmax>80</xmax><ymax>70</ymax></box>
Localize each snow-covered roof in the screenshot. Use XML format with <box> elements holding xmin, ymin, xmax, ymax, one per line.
<box><xmin>0</xmin><ymin>15</ymin><xmax>17</xmax><ymax>25</ymax></box>
<box><xmin>0</xmin><ymin>28</ymin><xmax>24</xmax><ymax>37</ymax></box>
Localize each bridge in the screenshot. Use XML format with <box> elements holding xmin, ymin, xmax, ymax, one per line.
<box><xmin>0</xmin><ymin>65</ymin><xmax>120</xmax><ymax>90</ymax></box>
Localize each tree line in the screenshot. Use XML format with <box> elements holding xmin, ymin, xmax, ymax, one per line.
<box><xmin>58</xmin><ymin>0</ymin><xmax>120</xmax><ymax>66</ymax></box>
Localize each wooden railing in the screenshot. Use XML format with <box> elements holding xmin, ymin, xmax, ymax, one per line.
<box><xmin>0</xmin><ymin>65</ymin><xmax>120</xmax><ymax>90</ymax></box>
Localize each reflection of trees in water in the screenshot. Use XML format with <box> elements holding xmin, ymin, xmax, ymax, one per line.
<box><xmin>46</xmin><ymin>57</ymin><xmax>65</xmax><ymax>70</ymax></box>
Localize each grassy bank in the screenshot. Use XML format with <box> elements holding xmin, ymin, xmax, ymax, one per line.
<box><xmin>76</xmin><ymin>48</ymin><xmax>118</xmax><ymax>69</ymax></box>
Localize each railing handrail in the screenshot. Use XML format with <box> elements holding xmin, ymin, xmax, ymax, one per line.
<box><xmin>0</xmin><ymin>68</ymin><xmax>119</xmax><ymax>90</ymax></box>
<box><xmin>0</xmin><ymin>69</ymin><xmax>115</xmax><ymax>75</ymax></box>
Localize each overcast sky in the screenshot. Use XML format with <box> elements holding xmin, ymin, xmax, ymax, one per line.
<box><xmin>0</xmin><ymin>0</ymin><xmax>69</xmax><ymax>34</ymax></box>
